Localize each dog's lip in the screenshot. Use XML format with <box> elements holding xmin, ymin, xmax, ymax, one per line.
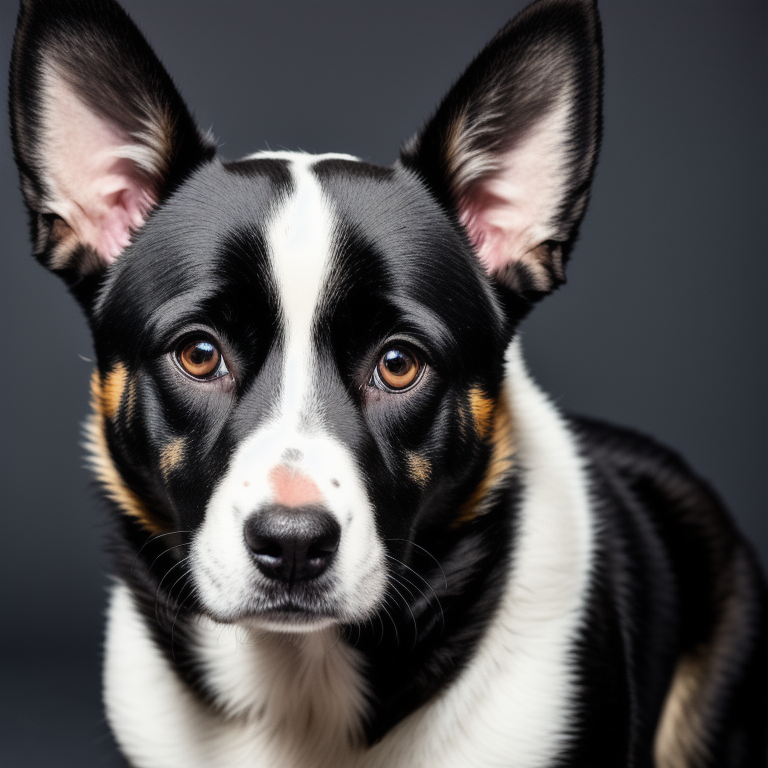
<box><xmin>258</xmin><ymin>605</ymin><xmax>336</xmax><ymax>622</ymax></box>
<box><xmin>232</xmin><ymin>604</ymin><xmax>342</xmax><ymax>632</ymax></box>
<box><xmin>203</xmin><ymin>588</ymin><xmax>342</xmax><ymax>625</ymax></box>
<box><xmin>248</xmin><ymin>613</ymin><xmax>340</xmax><ymax>634</ymax></box>
<box><xmin>260</xmin><ymin>599</ymin><xmax>332</xmax><ymax>615</ymax></box>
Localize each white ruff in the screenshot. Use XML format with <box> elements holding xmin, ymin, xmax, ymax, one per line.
<box><xmin>105</xmin><ymin>338</ymin><xmax>595</xmax><ymax>768</ymax></box>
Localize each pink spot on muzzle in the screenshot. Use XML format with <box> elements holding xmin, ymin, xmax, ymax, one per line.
<box><xmin>268</xmin><ymin>464</ymin><xmax>324</xmax><ymax>507</ymax></box>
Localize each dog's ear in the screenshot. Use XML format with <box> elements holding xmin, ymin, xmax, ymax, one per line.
<box><xmin>10</xmin><ymin>0</ymin><xmax>215</xmax><ymax>285</ymax></box>
<box><xmin>400</xmin><ymin>0</ymin><xmax>602</xmax><ymax>301</ymax></box>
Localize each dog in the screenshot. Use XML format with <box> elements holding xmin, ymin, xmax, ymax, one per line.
<box><xmin>9</xmin><ymin>0</ymin><xmax>767</xmax><ymax>765</ymax></box>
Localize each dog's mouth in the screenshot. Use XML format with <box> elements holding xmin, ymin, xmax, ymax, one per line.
<box><xmin>256</xmin><ymin>590</ymin><xmax>338</xmax><ymax>619</ymax></box>
<box><xmin>198</xmin><ymin>578</ymin><xmax>347</xmax><ymax>629</ymax></box>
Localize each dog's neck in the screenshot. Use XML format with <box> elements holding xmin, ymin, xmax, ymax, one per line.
<box><xmin>196</xmin><ymin>621</ymin><xmax>370</xmax><ymax>750</ymax></box>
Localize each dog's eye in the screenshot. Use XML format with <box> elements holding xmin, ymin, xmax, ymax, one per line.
<box><xmin>176</xmin><ymin>339</ymin><xmax>229</xmax><ymax>380</ymax></box>
<box><xmin>373</xmin><ymin>348</ymin><xmax>422</xmax><ymax>392</ymax></box>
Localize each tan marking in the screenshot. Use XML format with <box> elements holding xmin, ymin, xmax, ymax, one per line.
<box><xmin>456</xmin><ymin>403</ymin><xmax>469</xmax><ymax>439</ymax></box>
<box><xmin>406</xmin><ymin>452</ymin><xmax>432</xmax><ymax>488</ymax></box>
<box><xmin>654</xmin><ymin>649</ymin><xmax>711</xmax><ymax>768</ymax></box>
<box><xmin>124</xmin><ymin>374</ymin><xmax>139</xmax><ymax>425</ymax></box>
<box><xmin>444</xmin><ymin>107</ymin><xmax>467</xmax><ymax>181</ymax></box>
<box><xmin>468</xmin><ymin>387</ymin><xmax>495</xmax><ymax>441</ymax></box>
<box><xmin>87</xmin><ymin>371</ymin><xmax>169</xmax><ymax>535</ymax></box>
<box><xmin>47</xmin><ymin>218</ymin><xmax>79</xmax><ymax>270</ymax></box>
<box><xmin>100</xmin><ymin>363</ymin><xmax>128</xmax><ymax>420</ymax></box>
<box><xmin>454</xmin><ymin>392</ymin><xmax>515</xmax><ymax>526</ymax></box>
<box><xmin>159</xmin><ymin>437</ymin><xmax>186</xmax><ymax>480</ymax></box>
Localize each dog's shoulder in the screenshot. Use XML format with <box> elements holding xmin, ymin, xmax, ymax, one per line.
<box><xmin>569</xmin><ymin>413</ymin><xmax>763</xmax><ymax>576</ymax></box>
<box><xmin>569</xmin><ymin>414</ymin><xmax>768</xmax><ymax>766</ymax></box>
<box><xmin>573</xmin><ymin>416</ymin><xmax>735</xmax><ymax>525</ymax></box>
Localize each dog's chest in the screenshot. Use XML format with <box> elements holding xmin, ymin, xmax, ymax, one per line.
<box><xmin>105</xmin><ymin>581</ymin><xmax>576</xmax><ymax>768</ymax></box>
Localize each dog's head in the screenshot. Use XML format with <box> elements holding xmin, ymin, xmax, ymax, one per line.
<box><xmin>10</xmin><ymin>0</ymin><xmax>601</xmax><ymax>631</ymax></box>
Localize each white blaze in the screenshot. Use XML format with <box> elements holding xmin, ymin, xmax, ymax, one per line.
<box><xmin>190</xmin><ymin>153</ymin><xmax>386</xmax><ymax>626</ymax></box>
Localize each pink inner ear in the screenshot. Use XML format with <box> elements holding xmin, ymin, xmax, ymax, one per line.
<box><xmin>459</xmin><ymin>190</ymin><xmax>517</xmax><ymax>277</ymax></box>
<box><xmin>457</xmin><ymin>169</ymin><xmax>553</xmax><ymax>282</ymax></box>
<box><xmin>44</xmin><ymin>70</ymin><xmax>159</xmax><ymax>265</ymax></box>
<box><xmin>94</xmin><ymin>163</ymin><xmax>156</xmax><ymax>264</ymax></box>
<box><xmin>453</xmin><ymin>98</ymin><xmax>573</xmax><ymax>280</ymax></box>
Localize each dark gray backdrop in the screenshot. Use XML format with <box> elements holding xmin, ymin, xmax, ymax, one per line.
<box><xmin>1</xmin><ymin>1</ymin><xmax>765</xmax><ymax>766</ymax></box>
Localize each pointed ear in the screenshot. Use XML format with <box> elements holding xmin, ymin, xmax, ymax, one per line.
<box><xmin>10</xmin><ymin>0</ymin><xmax>215</xmax><ymax>283</ymax></box>
<box><xmin>400</xmin><ymin>0</ymin><xmax>602</xmax><ymax>300</ymax></box>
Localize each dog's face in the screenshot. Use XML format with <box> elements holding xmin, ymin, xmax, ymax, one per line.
<box><xmin>11</xmin><ymin>0</ymin><xmax>601</xmax><ymax>631</ymax></box>
<box><xmin>93</xmin><ymin>154</ymin><xmax>508</xmax><ymax>627</ymax></box>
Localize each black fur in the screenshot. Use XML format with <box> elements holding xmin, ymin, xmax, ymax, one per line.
<box><xmin>567</xmin><ymin>418</ymin><xmax>768</xmax><ymax>767</ymax></box>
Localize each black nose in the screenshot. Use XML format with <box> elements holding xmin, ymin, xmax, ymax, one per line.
<box><xmin>244</xmin><ymin>505</ymin><xmax>341</xmax><ymax>584</ymax></box>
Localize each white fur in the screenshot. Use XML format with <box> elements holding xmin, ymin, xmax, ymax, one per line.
<box><xmin>106</xmin><ymin>337</ymin><xmax>595</xmax><ymax>768</ymax></box>
<box><xmin>244</xmin><ymin>150</ymin><xmax>360</xmax><ymax>163</ymax></box>
<box><xmin>191</xmin><ymin>155</ymin><xmax>387</xmax><ymax>626</ymax></box>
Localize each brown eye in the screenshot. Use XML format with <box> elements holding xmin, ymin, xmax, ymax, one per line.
<box><xmin>177</xmin><ymin>339</ymin><xmax>227</xmax><ymax>380</ymax></box>
<box><xmin>374</xmin><ymin>348</ymin><xmax>421</xmax><ymax>392</ymax></box>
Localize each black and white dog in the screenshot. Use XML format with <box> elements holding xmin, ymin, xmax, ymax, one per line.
<box><xmin>9</xmin><ymin>0</ymin><xmax>767</xmax><ymax>766</ymax></box>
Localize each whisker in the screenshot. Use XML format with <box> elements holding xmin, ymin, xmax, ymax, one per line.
<box><xmin>326</xmin><ymin>627</ymin><xmax>344</xmax><ymax>652</ymax></box>
<box><xmin>379</xmin><ymin>596</ymin><xmax>399</xmax><ymax>647</ymax></box>
<box><xmin>384</xmin><ymin>554</ymin><xmax>445</xmax><ymax>631</ymax></box>
<box><xmin>148</xmin><ymin>542</ymin><xmax>191</xmax><ymax>574</ymax></box>
<box><xmin>154</xmin><ymin>555</ymin><xmax>191</xmax><ymax>630</ymax></box>
<box><xmin>235</xmin><ymin>623</ymin><xmax>252</xmax><ymax>647</ymax></box>
<box><xmin>387</xmin><ymin>578</ymin><xmax>419</xmax><ymax>649</ymax></box>
<box><xmin>170</xmin><ymin>583</ymin><xmax>198</xmax><ymax>661</ymax></box>
<box><xmin>385</xmin><ymin>538</ymin><xmax>447</xmax><ymax>588</ymax></box>
<box><xmin>167</xmin><ymin>566</ymin><xmax>193</xmax><ymax>607</ymax></box>
<box><xmin>131</xmin><ymin>530</ymin><xmax>192</xmax><ymax>574</ymax></box>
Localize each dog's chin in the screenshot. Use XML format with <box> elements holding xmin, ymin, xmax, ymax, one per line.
<box><xmin>246</xmin><ymin>613</ymin><xmax>340</xmax><ymax>634</ymax></box>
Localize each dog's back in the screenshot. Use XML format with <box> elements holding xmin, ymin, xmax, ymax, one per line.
<box><xmin>572</xmin><ymin>416</ymin><xmax>767</xmax><ymax>766</ymax></box>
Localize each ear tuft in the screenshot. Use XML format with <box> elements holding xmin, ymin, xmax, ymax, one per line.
<box><xmin>401</xmin><ymin>0</ymin><xmax>602</xmax><ymax>300</ymax></box>
<box><xmin>10</xmin><ymin>0</ymin><xmax>216</xmax><ymax>282</ymax></box>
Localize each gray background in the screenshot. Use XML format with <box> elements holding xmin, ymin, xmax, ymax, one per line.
<box><xmin>1</xmin><ymin>1</ymin><xmax>765</xmax><ymax>765</ymax></box>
